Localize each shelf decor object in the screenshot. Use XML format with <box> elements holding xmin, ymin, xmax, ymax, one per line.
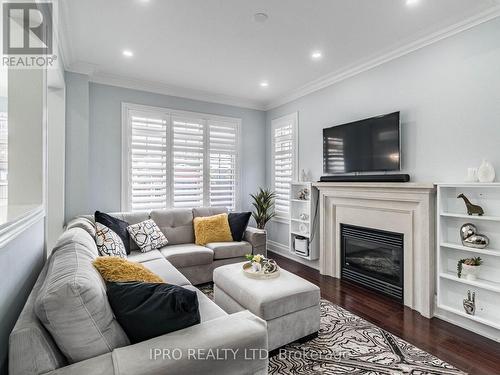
<box><xmin>457</xmin><ymin>193</ymin><xmax>484</xmax><ymax>216</ymax></box>
<box><xmin>289</xmin><ymin>182</ymin><xmax>319</xmax><ymax>261</ymax></box>
<box><xmin>463</xmin><ymin>290</ymin><xmax>476</xmax><ymax>315</ymax></box>
<box><xmin>477</xmin><ymin>160</ymin><xmax>496</xmax><ymax>183</ymax></box>
<box><xmin>436</xmin><ymin>182</ymin><xmax>500</xmax><ymax>341</ymax></box>
<box><xmin>457</xmin><ymin>257</ymin><xmax>483</xmax><ymax>280</ymax></box>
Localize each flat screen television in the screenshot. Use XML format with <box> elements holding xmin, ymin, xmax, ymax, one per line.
<box><xmin>323</xmin><ymin>112</ymin><xmax>400</xmax><ymax>174</ymax></box>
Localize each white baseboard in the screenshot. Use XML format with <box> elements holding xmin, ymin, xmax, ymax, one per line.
<box><xmin>267</xmin><ymin>240</ymin><xmax>320</xmax><ymax>270</ymax></box>
<box><xmin>434</xmin><ymin>307</ymin><xmax>500</xmax><ymax>343</ymax></box>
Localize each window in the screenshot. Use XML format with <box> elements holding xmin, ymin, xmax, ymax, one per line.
<box><xmin>122</xmin><ymin>104</ymin><xmax>241</xmax><ymax>212</ymax></box>
<box><xmin>271</xmin><ymin>112</ymin><xmax>298</xmax><ymax>219</ymax></box>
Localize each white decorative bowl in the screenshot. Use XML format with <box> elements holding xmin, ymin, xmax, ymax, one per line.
<box><xmin>242</xmin><ymin>262</ymin><xmax>280</xmax><ymax>279</ymax></box>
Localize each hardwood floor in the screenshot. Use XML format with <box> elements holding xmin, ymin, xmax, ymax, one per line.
<box><xmin>269</xmin><ymin>251</ymin><xmax>500</xmax><ymax>375</ymax></box>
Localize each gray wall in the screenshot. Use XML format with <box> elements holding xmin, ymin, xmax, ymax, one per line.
<box><xmin>65</xmin><ymin>72</ymin><xmax>90</xmax><ymax>221</ymax></box>
<box><xmin>0</xmin><ymin>218</ymin><xmax>45</xmax><ymax>375</ymax></box>
<box><xmin>65</xmin><ymin>74</ymin><xmax>267</xmax><ymax>220</ymax></box>
<box><xmin>0</xmin><ymin>97</ymin><xmax>6</xmax><ymax>112</ymax></box>
<box><xmin>266</xmin><ymin>17</ymin><xmax>500</xmax><ymax>252</ymax></box>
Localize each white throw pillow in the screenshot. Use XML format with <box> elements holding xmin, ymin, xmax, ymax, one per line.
<box><xmin>127</xmin><ymin>219</ymin><xmax>169</xmax><ymax>252</ymax></box>
<box><xmin>95</xmin><ymin>222</ymin><xmax>127</xmax><ymax>258</ymax></box>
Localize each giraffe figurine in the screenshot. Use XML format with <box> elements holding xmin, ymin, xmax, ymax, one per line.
<box><xmin>457</xmin><ymin>194</ymin><xmax>484</xmax><ymax>216</ymax></box>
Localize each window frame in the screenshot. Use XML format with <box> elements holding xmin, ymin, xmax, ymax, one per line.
<box><xmin>271</xmin><ymin>112</ymin><xmax>299</xmax><ymax>222</ymax></box>
<box><xmin>121</xmin><ymin>102</ymin><xmax>242</xmax><ymax>212</ymax></box>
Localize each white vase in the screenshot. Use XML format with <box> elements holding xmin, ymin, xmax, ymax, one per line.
<box><xmin>477</xmin><ymin>160</ymin><xmax>495</xmax><ymax>183</ymax></box>
<box><xmin>462</xmin><ymin>264</ymin><xmax>480</xmax><ymax>281</ymax></box>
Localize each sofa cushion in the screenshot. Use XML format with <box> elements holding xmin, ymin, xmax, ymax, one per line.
<box><xmin>183</xmin><ymin>285</ymin><xmax>227</xmax><ymax>323</ymax></box>
<box><xmin>160</xmin><ymin>244</ymin><xmax>213</xmax><ymax>268</ymax></box>
<box><xmin>228</xmin><ymin>212</ymin><xmax>252</xmax><ymax>241</ymax></box>
<box><xmin>193</xmin><ymin>213</ymin><xmax>233</xmax><ymax>246</ymax></box>
<box><xmin>93</xmin><ymin>257</ymin><xmax>164</xmax><ymax>283</ymax></box>
<box><xmin>34</xmin><ymin>228</ymin><xmax>130</xmax><ymax>363</ymax></box>
<box><xmin>150</xmin><ymin>209</ymin><xmax>194</xmax><ymax>245</ymax></box>
<box><xmin>206</xmin><ymin>241</ymin><xmax>252</xmax><ymax>260</ymax></box>
<box><xmin>127</xmin><ymin>249</ymin><xmax>164</xmax><ymax>263</ymax></box>
<box><xmin>66</xmin><ymin>216</ymin><xmax>96</xmax><ymax>238</ymax></box>
<box><xmin>107</xmin><ymin>282</ymin><xmax>200</xmax><ymax>344</ymax></box>
<box><xmin>95</xmin><ymin>211</ymin><xmax>132</xmax><ymax>254</ymax></box>
<box><xmin>95</xmin><ymin>222</ymin><xmax>127</xmax><ymax>258</ymax></box>
<box><xmin>127</xmin><ymin>219</ymin><xmax>169</xmax><ymax>252</ymax></box>
<box><xmin>140</xmin><ymin>257</ymin><xmax>191</xmax><ymax>286</ymax></box>
<box><xmin>192</xmin><ymin>207</ymin><xmax>227</xmax><ymax>218</ymax></box>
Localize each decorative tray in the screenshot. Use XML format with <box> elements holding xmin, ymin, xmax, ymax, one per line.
<box><xmin>242</xmin><ymin>262</ymin><xmax>280</xmax><ymax>279</ymax></box>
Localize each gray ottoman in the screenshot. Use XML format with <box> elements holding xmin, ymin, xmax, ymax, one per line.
<box><xmin>213</xmin><ymin>262</ymin><xmax>320</xmax><ymax>351</ymax></box>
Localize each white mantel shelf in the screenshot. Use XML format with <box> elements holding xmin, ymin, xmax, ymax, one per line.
<box><xmin>314</xmin><ymin>182</ymin><xmax>436</xmax><ymax>318</ymax></box>
<box><xmin>313</xmin><ymin>182</ymin><xmax>435</xmax><ymax>190</ymax></box>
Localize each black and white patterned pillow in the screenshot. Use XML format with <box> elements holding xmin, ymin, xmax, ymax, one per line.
<box><xmin>127</xmin><ymin>219</ymin><xmax>169</xmax><ymax>253</ymax></box>
<box><xmin>95</xmin><ymin>222</ymin><xmax>127</xmax><ymax>258</ymax></box>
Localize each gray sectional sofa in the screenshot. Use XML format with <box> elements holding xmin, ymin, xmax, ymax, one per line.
<box><xmin>9</xmin><ymin>207</ymin><xmax>269</xmax><ymax>375</ymax></box>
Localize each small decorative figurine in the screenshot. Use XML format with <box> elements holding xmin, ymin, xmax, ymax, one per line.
<box><xmin>463</xmin><ymin>290</ymin><xmax>476</xmax><ymax>315</ymax></box>
<box><xmin>299</xmin><ymin>213</ymin><xmax>309</xmax><ymax>221</ymax></box>
<box><xmin>298</xmin><ymin>188</ymin><xmax>310</xmax><ymax>200</ymax></box>
<box><xmin>460</xmin><ymin>223</ymin><xmax>489</xmax><ymax>249</ymax></box>
<box><xmin>457</xmin><ymin>193</ymin><xmax>484</xmax><ymax>216</ymax></box>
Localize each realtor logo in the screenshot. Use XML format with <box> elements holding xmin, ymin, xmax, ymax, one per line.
<box><xmin>3</xmin><ymin>2</ymin><xmax>53</xmax><ymax>55</ymax></box>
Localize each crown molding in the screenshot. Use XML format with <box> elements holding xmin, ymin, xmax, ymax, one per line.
<box><xmin>265</xmin><ymin>5</ymin><xmax>500</xmax><ymax>110</ymax></box>
<box><xmin>56</xmin><ymin>0</ymin><xmax>74</xmax><ymax>70</ymax></box>
<box><xmin>64</xmin><ymin>68</ymin><xmax>266</xmax><ymax>111</ymax></box>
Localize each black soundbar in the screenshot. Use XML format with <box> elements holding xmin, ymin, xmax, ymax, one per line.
<box><xmin>319</xmin><ymin>174</ymin><xmax>410</xmax><ymax>183</ymax></box>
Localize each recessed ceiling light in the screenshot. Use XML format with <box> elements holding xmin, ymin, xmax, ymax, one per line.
<box><xmin>259</xmin><ymin>81</ymin><xmax>269</xmax><ymax>88</ymax></box>
<box><xmin>406</xmin><ymin>0</ymin><xmax>420</xmax><ymax>6</ymax></box>
<box><xmin>122</xmin><ymin>50</ymin><xmax>134</xmax><ymax>57</ymax></box>
<box><xmin>311</xmin><ymin>51</ymin><xmax>323</xmax><ymax>60</ymax></box>
<box><xmin>254</xmin><ymin>12</ymin><xmax>269</xmax><ymax>23</ymax></box>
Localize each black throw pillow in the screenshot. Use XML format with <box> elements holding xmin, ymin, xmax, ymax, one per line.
<box><xmin>228</xmin><ymin>212</ymin><xmax>252</xmax><ymax>241</ymax></box>
<box><xmin>95</xmin><ymin>211</ymin><xmax>131</xmax><ymax>254</ymax></box>
<box><xmin>106</xmin><ymin>282</ymin><xmax>200</xmax><ymax>343</ymax></box>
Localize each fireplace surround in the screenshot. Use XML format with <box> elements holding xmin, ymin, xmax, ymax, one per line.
<box><xmin>313</xmin><ymin>182</ymin><xmax>435</xmax><ymax>318</ymax></box>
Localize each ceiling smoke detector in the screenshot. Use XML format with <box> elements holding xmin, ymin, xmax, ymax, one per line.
<box><xmin>253</xmin><ymin>12</ymin><xmax>269</xmax><ymax>23</ymax></box>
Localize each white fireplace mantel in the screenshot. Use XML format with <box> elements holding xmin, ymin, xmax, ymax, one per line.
<box><xmin>312</xmin><ymin>182</ymin><xmax>436</xmax><ymax>318</ymax></box>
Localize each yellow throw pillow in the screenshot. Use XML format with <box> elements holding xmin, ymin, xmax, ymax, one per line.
<box><xmin>93</xmin><ymin>256</ymin><xmax>164</xmax><ymax>283</ymax></box>
<box><xmin>193</xmin><ymin>213</ymin><xmax>233</xmax><ymax>246</ymax></box>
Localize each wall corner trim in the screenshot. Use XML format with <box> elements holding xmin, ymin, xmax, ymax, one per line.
<box><xmin>0</xmin><ymin>206</ymin><xmax>45</xmax><ymax>249</ymax></box>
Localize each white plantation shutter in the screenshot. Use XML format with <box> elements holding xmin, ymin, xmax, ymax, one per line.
<box><xmin>171</xmin><ymin>117</ymin><xmax>205</xmax><ymax>208</ymax></box>
<box><xmin>122</xmin><ymin>104</ymin><xmax>241</xmax><ymax>211</ymax></box>
<box><xmin>208</xmin><ymin>120</ymin><xmax>239</xmax><ymax>211</ymax></box>
<box><xmin>127</xmin><ymin>112</ymin><xmax>168</xmax><ymax>211</ymax></box>
<box><xmin>272</xmin><ymin>113</ymin><xmax>298</xmax><ymax>218</ymax></box>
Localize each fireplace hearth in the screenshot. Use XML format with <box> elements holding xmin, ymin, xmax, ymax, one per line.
<box><xmin>341</xmin><ymin>224</ymin><xmax>404</xmax><ymax>302</ymax></box>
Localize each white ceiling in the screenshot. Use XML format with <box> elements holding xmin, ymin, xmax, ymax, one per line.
<box><xmin>61</xmin><ymin>0</ymin><xmax>500</xmax><ymax>109</ymax></box>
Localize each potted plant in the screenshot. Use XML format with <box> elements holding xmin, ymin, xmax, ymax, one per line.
<box><xmin>457</xmin><ymin>257</ymin><xmax>483</xmax><ymax>281</ymax></box>
<box><xmin>250</xmin><ymin>187</ymin><xmax>276</xmax><ymax>230</ymax></box>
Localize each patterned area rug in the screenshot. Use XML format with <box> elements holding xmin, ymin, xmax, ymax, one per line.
<box><xmin>199</xmin><ymin>284</ymin><xmax>466</xmax><ymax>375</ymax></box>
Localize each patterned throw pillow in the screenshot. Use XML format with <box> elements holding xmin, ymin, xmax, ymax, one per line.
<box><xmin>95</xmin><ymin>222</ymin><xmax>127</xmax><ymax>258</ymax></box>
<box><xmin>127</xmin><ymin>219</ymin><xmax>169</xmax><ymax>252</ymax></box>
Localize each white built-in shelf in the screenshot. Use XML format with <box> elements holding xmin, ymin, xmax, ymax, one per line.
<box><xmin>291</xmin><ymin>218</ymin><xmax>309</xmax><ymax>224</ymax></box>
<box><xmin>436</xmin><ymin>183</ymin><xmax>500</xmax><ymax>336</ymax></box>
<box><xmin>441</xmin><ymin>242</ymin><xmax>500</xmax><ymax>257</ymax></box>
<box><xmin>289</xmin><ymin>182</ymin><xmax>319</xmax><ymax>261</ymax></box>
<box><xmin>440</xmin><ymin>271</ymin><xmax>500</xmax><ymax>294</ymax></box>
<box><xmin>291</xmin><ymin>230</ymin><xmax>310</xmax><ymax>237</ymax></box>
<box><xmin>440</xmin><ymin>212</ymin><xmax>500</xmax><ymax>222</ymax></box>
<box><xmin>437</xmin><ymin>304</ymin><xmax>500</xmax><ymax>330</ymax></box>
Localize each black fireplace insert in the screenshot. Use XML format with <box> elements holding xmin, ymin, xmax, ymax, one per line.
<box><xmin>341</xmin><ymin>224</ymin><xmax>404</xmax><ymax>302</ymax></box>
